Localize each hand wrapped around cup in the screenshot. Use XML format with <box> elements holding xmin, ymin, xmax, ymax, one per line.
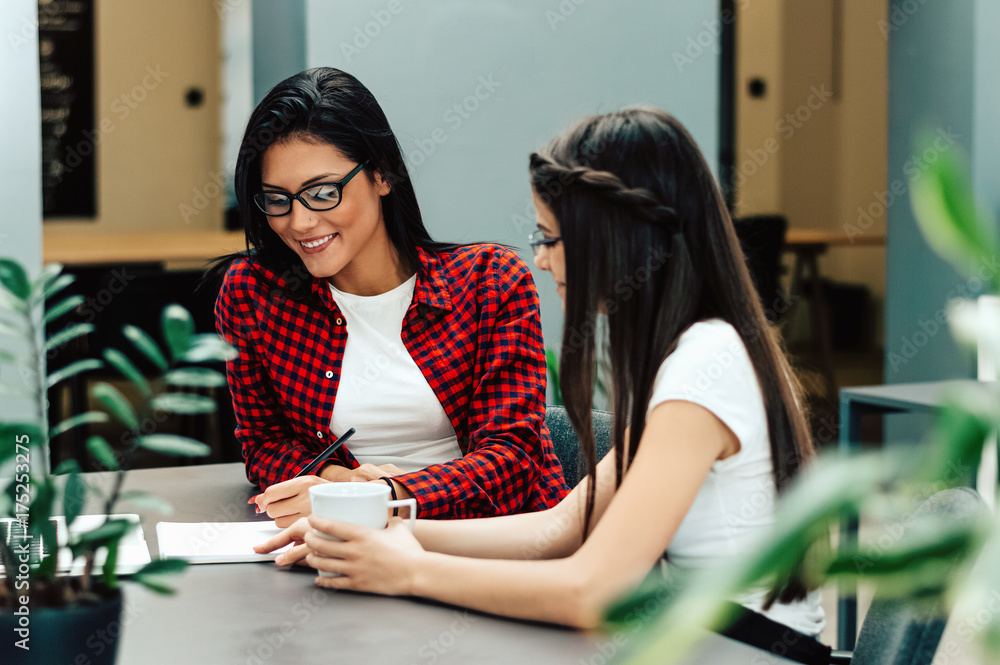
<box><xmin>307</xmin><ymin>483</ymin><xmax>417</xmax><ymax>577</ymax></box>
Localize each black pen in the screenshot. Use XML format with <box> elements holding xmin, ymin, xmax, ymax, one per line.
<box><xmin>292</xmin><ymin>428</ymin><xmax>356</xmax><ymax>478</ymax></box>
<box><xmin>249</xmin><ymin>428</ymin><xmax>357</xmax><ymax>509</ymax></box>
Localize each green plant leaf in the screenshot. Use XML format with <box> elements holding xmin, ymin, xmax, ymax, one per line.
<box><xmin>0</xmin><ymin>259</ymin><xmax>30</xmax><ymax>300</ymax></box>
<box><xmin>91</xmin><ymin>382</ymin><xmax>139</xmax><ymax>430</ymax></box>
<box><xmin>50</xmin><ymin>411</ymin><xmax>110</xmax><ymax>439</ymax></box>
<box><xmin>104</xmin><ymin>348</ymin><xmax>151</xmax><ymax>398</ymax></box>
<box><xmin>134</xmin><ymin>558</ymin><xmax>189</xmax><ymax>577</ymax></box>
<box><xmin>28</xmin><ymin>478</ymin><xmax>59</xmax><ymax>577</ymax></box>
<box><xmin>136</xmin><ymin>434</ymin><xmax>211</xmax><ymax>457</ymax></box>
<box><xmin>86</xmin><ymin>436</ymin><xmax>120</xmax><ymax>471</ymax></box>
<box><xmin>0</xmin><ymin>286</ymin><xmax>29</xmax><ymax>315</ymax></box>
<box><xmin>63</xmin><ymin>469</ymin><xmax>86</xmax><ymax>526</ymax></box>
<box><xmin>31</xmin><ymin>262</ymin><xmax>63</xmax><ymax>298</ymax></box>
<box><xmin>71</xmin><ymin>518</ymin><xmax>133</xmax><ymax>550</ymax></box>
<box><xmin>164</xmin><ymin>367</ymin><xmax>227</xmax><ymax>388</ymax></box>
<box><xmin>102</xmin><ymin>538</ymin><xmax>120</xmax><ymax>589</ymax></box>
<box><xmin>151</xmin><ymin>392</ymin><xmax>216</xmax><ymax>415</ymax></box>
<box><xmin>43</xmin><ymin>294</ymin><xmax>84</xmax><ymax>324</ymax></box>
<box><xmin>43</xmin><ymin>273</ymin><xmax>75</xmax><ymax>302</ymax></box>
<box><xmin>910</xmin><ymin>140</ymin><xmax>1000</xmax><ymax>291</ymax></box>
<box><xmin>122</xmin><ymin>324</ymin><xmax>168</xmax><ymax>372</ymax></box>
<box><xmin>545</xmin><ymin>348</ymin><xmax>562</xmax><ymax>406</ymax></box>
<box><xmin>118</xmin><ymin>490</ymin><xmax>173</xmax><ymax>515</ymax></box>
<box><xmin>132</xmin><ymin>575</ymin><xmax>177</xmax><ymax>595</ymax></box>
<box><xmin>183</xmin><ymin>334</ymin><xmax>237</xmax><ymax>363</ymax></box>
<box><xmin>612</xmin><ymin>454</ymin><xmax>890</xmax><ymax>665</ymax></box>
<box><xmin>826</xmin><ymin>523</ymin><xmax>980</xmax><ymax>580</ymax></box>
<box><xmin>46</xmin><ymin>358</ymin><xmax>103</xmax><ymax>389</ymax></box>
<box><xmin>53</xmin><ymin>459</ymin><xmax>80</xmax><ymax>475</ymax></box>
<box><xmin>162</xmin><ymin>304</ymin><xmax>195</xmax><ymax>362</ymax></box>
<box><xmin>45</xmin><ymin>323</ymin><xmax>95</xmax><ymax>353</ymax></box>
<box><xmin>0</xmin><ymin>318</ymin><xmax>28</xmax><ymax>339</ymax></box>
<box><xmin>0</xmin><ymin>423</ymin><xmax>46</xmax><ymax>465</ymax></box>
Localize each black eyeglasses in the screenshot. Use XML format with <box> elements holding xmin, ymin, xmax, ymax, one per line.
<box><xmin>528</xmin><ymin>229</ymin><xmax>562</xmax><ymax>256</ymax></box>
<box><xmin>254</xmin><ymin>161</ymin><xmax>369</xmax><ymax>216</ymax></box>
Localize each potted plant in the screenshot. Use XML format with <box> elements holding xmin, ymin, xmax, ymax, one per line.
<box><xmin>607</xmin><ymin>140</ymin><xmax>1000</xmax><ymax>664</ymax></box>
<box><xmin>0</xmin><ymin>259</ymin><xmax>235</xmax><ymax>664</ymax></box>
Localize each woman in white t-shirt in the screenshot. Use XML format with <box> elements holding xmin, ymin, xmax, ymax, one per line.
<box><xmin>259</xmin><ymin>108</ymin><xmax>827</xmax><ymax>656</ymax></box>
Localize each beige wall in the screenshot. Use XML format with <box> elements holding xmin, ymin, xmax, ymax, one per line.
<box><xmin>735</xmin><ymin>0</ymin><xmax>888</xmax><ymax>321</ymax></box>
<box><xmin>45</xmin><ymin>0</ymin><xmax>222</xmax><ymax>235</ymax></box>
<box><xmin>733</xmin><ymin>0</ymin><xmax>784</xmax><ymax>214</ymax></box>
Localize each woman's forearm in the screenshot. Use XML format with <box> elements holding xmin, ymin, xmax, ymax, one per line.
<box><xmin>409</xmin><ymin>551</ymin><xmax>598</xmax><ymax>628</ymax></box>
<box><xmin>413</xmin><ymin>504</ymin><xmax>581</xmax><ymax>560</ymax></box>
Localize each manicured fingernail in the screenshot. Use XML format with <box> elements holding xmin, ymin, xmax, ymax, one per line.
<box><xmin>248</xmin><ymin>495</ymin><xmax>259</xmax><ymax>504</ymax></box>
<box><xmin>255</xmin><ymin>506</ymin><xmax>262</xmax><ymax>514</ymax></box>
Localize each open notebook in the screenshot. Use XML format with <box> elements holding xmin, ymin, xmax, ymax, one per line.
<box><xmin>0</xmin><ymin>514</ymin><xmax>151</xmax><ymax>575</ymax></box>
<box><xmin>156</xmin><ymin>521</ymin><xmax>291</xmax><ymax>563</ymax></box>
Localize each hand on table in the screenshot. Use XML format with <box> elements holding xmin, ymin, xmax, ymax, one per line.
<box><xmin>254</xmin><ymin>516</ymin><xmax>312</xmax><ymax>566</ymax></box>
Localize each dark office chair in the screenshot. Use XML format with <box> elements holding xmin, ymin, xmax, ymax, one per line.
<box><xmin>732</xmin><ymin>214</ymin><xmax>789</xmax><ymax>321</ymax></box>
<box><xmin>831</xmin><ymin>487</ymin><xmax>987</xmax><ymax>665</ymax></box>
<box><xmin>545</xmin><ymin>405</ymin><xmax>613</xmax><ymax>488</ymax></box>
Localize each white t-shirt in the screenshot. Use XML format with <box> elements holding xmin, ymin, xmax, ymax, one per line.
<box><xmin>329</xmin><ymin>275</ymin><xmax>463</xmax><ymax>473</ymax></box>
<box><xmin>647</xmin><ymin>318</ymin><xmax>825</xmax><ymax>637</ymax></box>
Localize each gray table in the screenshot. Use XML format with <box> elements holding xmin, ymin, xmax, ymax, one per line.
<box><xmin>82</xmin><ymin>462</ymin><xmax>799</xmax><ymax>665</ymax></box>
<box><xmin>837</xmin><ymin>379</ymin><xmax>985</xmax><ymax>649</ymax></box>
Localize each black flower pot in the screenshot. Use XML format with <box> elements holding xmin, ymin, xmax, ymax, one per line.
<box><xmin>0</xmin><ymin>585</ymin><xmax>123</xmax><ymax>665</ymax></box>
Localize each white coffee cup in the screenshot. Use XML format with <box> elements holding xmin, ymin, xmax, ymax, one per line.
<box><xmin>307</xmin><ymin>483</ymin><xmax>417</xmax><ymax>577</ymax></box>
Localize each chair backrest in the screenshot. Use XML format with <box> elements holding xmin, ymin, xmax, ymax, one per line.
<box><xmin>545</xmin><ymin>405</ymin><xmax>613</xmax><ymax>488</ymax></box>
<box><xmin>732</xmin><ymin>214</ymin><xmax>788</xmax><ymax>317</ymax></box>
<box><xmin>851</xmin><ymin>487</ymin><xmax>987</xmax><ymax>665</ymax></box>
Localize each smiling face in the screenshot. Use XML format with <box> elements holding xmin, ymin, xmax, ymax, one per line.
<box><xmin>260</xmin><ymin>136</ymin><xmax>399</xmax><ymax>292</ymax></box>
<box><xmin>531</xmin><ymin>189</ymin><xmax>567</xmax><ymax>304</ymax></box>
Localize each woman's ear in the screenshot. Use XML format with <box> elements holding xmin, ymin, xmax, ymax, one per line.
<box><xmin>372</xmin><ymin>170</ymin><xmax>392</xmax><ymax>196</ymax></box>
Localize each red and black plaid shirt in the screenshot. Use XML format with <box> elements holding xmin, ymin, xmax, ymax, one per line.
<box><xmin>215</xmin><ymin>244</ymin><xmax>568</xmax><ymax>518</ymax></box>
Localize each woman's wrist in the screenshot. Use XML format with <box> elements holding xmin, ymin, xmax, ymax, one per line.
<box><xmin>318</xmin><ymin>464</ymin><xmax>352</xmax><ymax>482</ymax></box>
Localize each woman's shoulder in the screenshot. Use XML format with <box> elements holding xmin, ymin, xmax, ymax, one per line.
<box><xmin>654</xmin><ymin>319</ymin><xmax>754</xmax><ymax>394</ymax></box>
<box><xmin>431</xmin><ymin>244</ymin><xmax>533</xmax><ymax>294</ymax></box>
<box><xmin>433</xmin><ymin>243</ymin><xmax>527</xmax><ymax>272</ymax></box>
<box><xmin>675</xmin><ymin>319</ymin><xmax>746</xmax><ymax>354</ymax></box>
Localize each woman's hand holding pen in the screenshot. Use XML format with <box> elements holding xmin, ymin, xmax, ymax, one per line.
<box><xmin>251</xmin><ymin>463</ymin><xmax>409</xmax><ymax>527</ymax></box>
<box><xmin>251</xmin><ymin>476</ymin><xmax>328</xmax><ymax>528</ymax></box>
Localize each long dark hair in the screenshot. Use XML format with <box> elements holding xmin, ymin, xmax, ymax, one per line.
<box><xmin>530</xmin><ymin>108</ymin><xmax>815</xmax><ymax>604</ymax></box>
<box><xmin>206</xmin><ymin>67</ymin><xmax>462</xmax><ymax>293</ymax></box>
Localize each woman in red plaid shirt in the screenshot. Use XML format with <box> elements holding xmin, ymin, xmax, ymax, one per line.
<box><xmin>215</xmin><ymin>68</ymin><xmax>568</xmax><ymax>523</ymax></box>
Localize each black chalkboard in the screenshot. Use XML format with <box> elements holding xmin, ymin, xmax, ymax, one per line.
<box><xmin>39</xmin><ymin>0</ymin><xmax>96</xmax><ymax>219</ymax></box>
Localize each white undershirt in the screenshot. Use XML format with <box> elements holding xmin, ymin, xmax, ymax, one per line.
<box><xmin>329</xmin><ymin>275</ymin><xmax>462</xmax><ymax>473</ymax></box>
<box><xmin>648</xmin><ymin>318</ymin><xmax>825</xmax><ymax>637</ymax></box>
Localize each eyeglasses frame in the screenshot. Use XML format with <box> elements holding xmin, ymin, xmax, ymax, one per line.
<box><xmin>254</xmin><ymin>160</ymin><xmax>370</xmax><ymax>217</ymax></box>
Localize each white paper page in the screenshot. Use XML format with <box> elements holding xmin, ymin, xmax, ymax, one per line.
<box><xmin>156</xmin><ymin>521</ymin><xmax>290</xmax><ymax>564</ymax></box>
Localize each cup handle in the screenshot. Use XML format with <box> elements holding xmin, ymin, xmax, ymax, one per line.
<box><xmin>387</xmin><ymin>498</ymin><xmax>417</xmax><ymax>531</ymax></box>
